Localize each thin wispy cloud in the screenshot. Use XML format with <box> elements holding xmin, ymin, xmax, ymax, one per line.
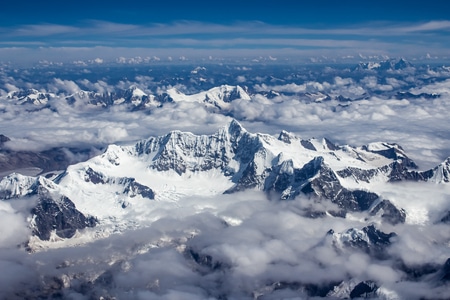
<box><xmin>11</xmin><ymin>24</ymin><xmax>78</xmax><ymax>37</ymax></box>
<box><xmin>0</xmin><ymin>20</ymin><xmax>448</xmax><ymax>59</ymax></box>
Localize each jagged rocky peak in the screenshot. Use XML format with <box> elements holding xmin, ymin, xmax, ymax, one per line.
<box><xmin>278</xmin><ymin>130</ymin><xmax>296</xmax><ymax>144</ymax></box>
<box><xmin>68</xmin><ymin>90</ymin><xmax>93</xmax><ymax>99</ymax></box>
<box><xmin>0</xmin><ymin>173</ymin><xmax>38</xmax><ymax>199</ymax></box>
<box><xmin>278</xmin><ymin>130</ymin><xmax>338</xmax><ymax>152</ymax></box>
<box><xmin>431</xmin><ymin>157</ymin><xmax>450</xmax><ymax>183</ymax></box>
<box><xmin>0</xmin><ymin>174</ymin><xmax>59</xmax><ymax>199</ymax></box>
<box><xmin>111</xmin><ymin>119</ymin><xmax>446</xmax><ymax>204</ymax></box>
<box><xmin>332</xmin><ymin>224</ymin><xmax>396</xmax><ymax>257</ymax></box>
<box><xmin>120</xmin><ymin>85</ymin><xmax>149</xmax><ymax>104</ymax></box>
<box><xmin>205</xmin><ymin>85</ymin><xmax>251</xmax><ymax>102</ymax></box>
<box><xmin>0</xmin><ymin>134</ymin><xmax>10</xmax><ymax>143</ymax></box>
<box><xmin>361</xmin><ymin>142</ymin><xmax>412</xmax><ymax>162</ymax></box>
<box><xmin>349</xmin><ymin>281</ymin><xmax>379</xmax><ymax>299</ymax></box>
<box><xmin>299</xmin><ymin>137</ymin><xmax>338</xmax><ymax>152</ymax></box>
<box><xmin>440</xmin><ymin>258</ymin><xmax>450</xmax><ymax>282</ymax></box>
<box><xmin>133</xmin><ymin>119</ymin><xmax>253</xmax><ymax>175</ymax></box>
<box><xmin>392</xmin><ymin>57</ymin><xmax>414</xmax><ymax>70</ymax></box>
<box><xmin>0</xmin><ymin>173</ymin><xmax>96</xmax><ymax>241</ymax></box>
<box><xmin>126</xmin><ymin>84</ymin><xmax>146</xmax><ymax>96</ymax></box>
<box><xmin>356</xmin><ymin>57</ymin><xmax>414</xmax><ymax>71</ymax></box>
<box><xmin>370</xmin><ymin>199</ymin><xmax>406</xmax><ymax>225</ymax></box>
<box><xmin>82</xmin><ymin>166</ymin><xmax>155</xmax><ymax>199</ymax></box>
<box><xmin>61</xmin><ymin>119</ymin><xmax>447</xmax><ymax>223</ymax></box>
<box><xmin>222</xmin><ymin>118</ymin><xmax>247</xmax><ymax>140</ymax></box>
<box><xmin>7</xmin><ymin>88</ymin><xmax>54</xmax><ymax>105</ymax></box>
<box><xmin>166</xmin><ymin>85</ymin><xmax>250</xmax><ymax>110</ymax></box>
<box><xmin>7</xmin><ymin>88</ymin><xmax>50</xmax><ymax>98</ymax></box>
<box><xmin>30</xmin><ymin>186</ymin><xmax>96</xmax><ymax>241</ymax></box>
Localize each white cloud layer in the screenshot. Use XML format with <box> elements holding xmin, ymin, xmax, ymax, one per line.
<box><xmin>0</xmin><ymin>189</ymin><xmax>449</xmax><ymax>299</ymax></box>
<box><xmin>1</xmin><ymin>64</ymin><xmax>450</xmax><ymax>170</ymax></box>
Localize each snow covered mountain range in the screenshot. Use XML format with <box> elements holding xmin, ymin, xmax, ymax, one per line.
<box><xmin>3</xmin><ymin>58</ymin><xmax>445</xmax><ymax>114</ymax></box>
<box><xmin>6</xmin><ymin>84</ymin><xmax>251</xmax><ymax>111</ymax></box>
<box><xmin>1</xmin><ymin>119</ymin><xmax>450</xmax><ymax>298</ymax></box>
<box><xmin>1</xmin><ymin>120</ymin><xmax>448</xmax><ymax>242</ymax></box>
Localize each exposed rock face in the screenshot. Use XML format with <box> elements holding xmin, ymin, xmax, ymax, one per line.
<box><xmin>0</xmin><ymin>174</ymin><xmax>96</xmax><ymax>241</ymax></box>
<box><xmin>301</xmin><ymin>162</ymin><xmax>380</xmax><ymax>212</ymax></box>
<box><xmin>349</xmin><ymin>281</ymin><xmax>378</xmax><ymax>299</ymax></box>
<box><xmin>370</xmin><ymin>199</ymin><xmax>406</xmax><ymax>225</ymax></box>
<box><xmin>440</xmin><ymin>258</ymin><xmax>450</xmax><ymax>282</ymax></box>
<box><xmin>83</xmin><ymin>167</ymin><xmax>154</xmax><ymax>199</ymax></box>
<box><xmin>332</xmin><ymin>225</ymin><xmax>396</xmax><ymax>259</ymax></box>
<box><xmin>440</xmin><ymin>211</ymin><xmax>450</xmax><ymax>223</ymax></box>
<box><xmin>0</xmin><ymin>134</ymin><xmax>10</xmax><ymax>146</ymax></box>
<box><xmin>31</xmin><ymin>187</ymin><xmax>97</xmax><ymax>240</ymax></box>
<box><xmin>379</xmin><ymin>157</ymin><xmax>450</xmax><ymax>183</ymax></box>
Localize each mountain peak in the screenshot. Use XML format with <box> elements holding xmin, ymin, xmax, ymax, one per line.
<box><xmin>430</xmin><ymin>157</ymin><xmax>450</xmax><ymax>183</ymax></box>
<box><xmin>226</xmin><ymin>119</ymin><xmax>246</xmax><ymax>135</ymax></box>
<box><xmin>278</xmin><ymin>130</ymin><xmax>297</xmax><ymax>144</ymax></box>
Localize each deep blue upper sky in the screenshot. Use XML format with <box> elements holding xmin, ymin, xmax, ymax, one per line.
<box><xmin>1</xmin><ymin>0</ymin><xmax>448</xmax><ymax>26</ymax></box>
<box><xmin>0</xmin><ymin>0</ymin><xmax>449</xmax><ymax>62</ymax></box>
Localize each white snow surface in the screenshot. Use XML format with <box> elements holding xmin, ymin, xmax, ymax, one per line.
<box><xmin>167</xmin><ymin>84</ymin><xmax>250</xmax><ymax>109</ymax></box>
<box><xmin>1</xmin><ymin>120</ymin><xmax>449</xmax><ymax>249</ymax></box>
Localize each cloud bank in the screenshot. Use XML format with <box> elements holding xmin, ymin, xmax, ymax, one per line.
<box><xmin>1</xmin><ymin>61</ymin><xmax>449</xmax><ymax>169</ymax></box>
<box><xmin>0</xmin><ymin>189</ymin><xmax>449</xmax><ymax>299</ymax></box>
<box><xmin>0</xmin><ymin>20</ymin><xmax>449</xmax><ymax>62</ymax></box>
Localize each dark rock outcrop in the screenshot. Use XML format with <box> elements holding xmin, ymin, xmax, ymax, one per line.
<box><xmin>83</xmin><ymin>166</ymin><xmax>155</xmax><ymax>199</ymax></box>
<box><xmin>31</xmin><ymin>187</ymin><xmax>96</xmax><ymax>240</ymax></box>
<box><xmin>370</xmin><ymin>200</ymin><xmax>406</xmax><ymax>225</ymax></box>
<box><xmin>350</xmin><ymin>281</ymin><xmax>378</xmax><ymax>298</ymax></box>
<box><xmin>335</xmin><ymin>225</ymin><xmax>396</xmax><ymax>258</ymax></box>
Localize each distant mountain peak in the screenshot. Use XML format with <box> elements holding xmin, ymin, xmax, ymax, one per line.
<box><xmin>356</xmin><ymin>57</ymin><xmax>414</xmax><ymax>71</ymax></box>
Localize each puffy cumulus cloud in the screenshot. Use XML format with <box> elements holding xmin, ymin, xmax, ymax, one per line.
<box><xmin>366</xmin><ymin>264</ymin><xmax>401</xmax><ymax>283</ymax></box>
<box><xmin>409</xmin><ymin>78</ymin><xmax>450</xmax><ymax>95</ymax></box>
<box><xmin>97</xmin><ymin>126</ymin><xmax>129</xmax><ymax>144</ymax></box>
<box><xmin>78</xmin><ymin>79</ymin><xmax>114</xmax><ymax>94</ymax></box>
<box><xmin>236</xmin><ymin>75</ymin><xmax>246</xmax><ymax>83</ymax></box>
<box><xmin>334</xmin><ymin>76</ymin><xmax>354</xmax><ymax>86</ymax></box>
<box><xmin>360</xmin><ymin>76</ymin><xmax>394</xmax><ymax>91</ymax></box>
<box><xmin>49</xmin><ymin>78</ymin><xmax>81</xmax><ymax>94</ymax></box>
<box><xmin>254</xmin><ymin>81</ymin><xmax>328</xmax><ymax>94</ymax></box>
<box><xmin>0</xmin><ymin>201</ymin><xmax>31</xmax><ymax>248</ymax></box>
<box><xmin>133</xmin><ymin>75</ymin><xmax>155</xmax><ymax>90</ymax></box>
<box><xmin>3</xmin><ymin>83</ymin><xmax>19</xmax><ymax>92</ymax></box>
<box><xmin>385</xmin><ymin>77</ymin><xmax>406</xmax><ymax>88</ymax></box>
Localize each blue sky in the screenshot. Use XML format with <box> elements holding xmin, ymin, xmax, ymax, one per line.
<box><xmin>0</xmin><ymin>0</ymin><xmax>449</xmax><ymax>62</ymax></box>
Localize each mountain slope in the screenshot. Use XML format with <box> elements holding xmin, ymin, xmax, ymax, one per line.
<box><xmin>53</xmin><ymin>120</ymin><xmax>449</xmax><ymax>227</ymax></box>
<box><xmin>166</xmin><ymin>84</ymin><xmax>250</xmax><ymax>110</ymax></box>
<box><xmin>1</xmin><ymin>119</ymin><xmax>449</xmax><ymax>245</ymax></box>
